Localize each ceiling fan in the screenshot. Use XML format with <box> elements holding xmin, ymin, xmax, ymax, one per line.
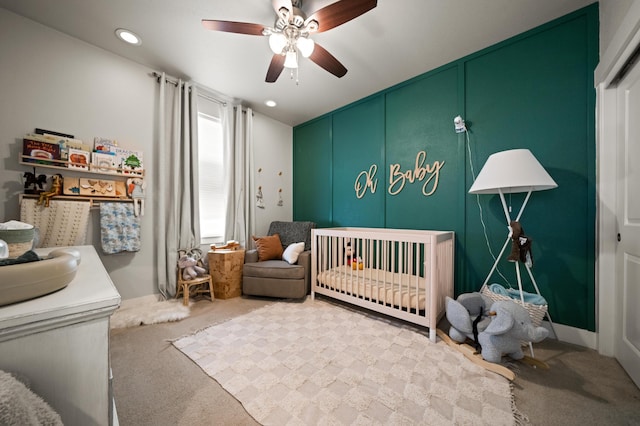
<box><xmin>202</xmin><ymin>0</ymin><xmax>377</xmax><ymax>83</ymax></box>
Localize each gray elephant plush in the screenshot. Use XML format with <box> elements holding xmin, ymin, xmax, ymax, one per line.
<box><xmin>446</xmin><ymin>293</ymin><xmax>549</xmax><ymax>363</ymax></box>
<box><xmin>445</xmin><ymin>292</ymin><xmax>494</xmax><ymax>343</ymax></box>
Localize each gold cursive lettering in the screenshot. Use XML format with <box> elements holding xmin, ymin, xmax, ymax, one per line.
<box><xmin>388</xmin><ymin>150</ymin><xmax>445</xmax><ymax>196</ymax></box>
<box><xmin>354</xmin><ymin>164</ymin><xmax>378</xmax><ymax>199</ymax></box>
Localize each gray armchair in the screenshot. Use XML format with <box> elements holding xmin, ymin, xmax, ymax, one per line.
<box><xmin>242</xmin><ymin>221</ymin><xmax>316</xmax><ymax>299</ymax></box>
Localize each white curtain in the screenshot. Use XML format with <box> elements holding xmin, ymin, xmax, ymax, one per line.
<box><xmin>156</xmin><ymin>73</ymin><xmax>201</xmax><ymax>298</ymax></box>
<box><xmin>222</xmin><ymin>104</ymin><xmax>255</xmax><ymax>248</ymax></box>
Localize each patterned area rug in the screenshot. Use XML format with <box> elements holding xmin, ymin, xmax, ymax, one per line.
<box><xmin>173</xmin><ymin>298</ymin><xmax>519</xmax><ymax>425</ymax></box>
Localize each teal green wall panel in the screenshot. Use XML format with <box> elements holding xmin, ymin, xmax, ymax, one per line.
<box><xmin>385</xmin><ymin>67</ymin><xmax>461</xmax><ymax>232</ymax></box>
<box><xmin>332</xmin><ymin>96</ymin><xmax>385</xmax><ymax>227</ymax></box>
<box><xmin>293</xmin><ymin>4</ymin><xmax>598</xmax><ymax>331</ymax></box>
<box><xmin>293</xmin><ymin>117</ymin><xmax>332</xmax><ymax>227</ymax></box>
<box><xmin>463</xmin><ymin>10</ymin><xmax>596</xmax><ymax>330</ymax></box>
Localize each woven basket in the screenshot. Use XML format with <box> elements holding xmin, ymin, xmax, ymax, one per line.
<box><xmin>0</xmin><ymin>228</ymin><xmax>35</xmax><ymax>258</ymax></box>
<box><xmin>481</xmin><ymin>285</ymin><xmax>547</xmax><ymax>328</ymax></box>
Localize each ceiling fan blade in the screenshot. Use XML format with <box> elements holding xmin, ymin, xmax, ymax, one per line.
<box><xmin>306</xmin><ymin>0</ymin><xmax>377</xmax><ymax>33</ymax></box>
<box><xmin>201</xmin><ymin>20</ymin><xmax>265</xmax><ymax>36</ymax></box>
<box><xmin>309</xmin><ymin>43</ymin><xmax>347</xmax><ymax>78</ymax></box>
<box><xmin>266</xmin><ymin>54</ymin><xmax>286</xmax><ymax>83</ymax></box>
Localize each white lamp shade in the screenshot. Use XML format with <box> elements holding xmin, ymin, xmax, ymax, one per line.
<box><xmin>284</xmin><ymin>50</ymin><xmax>298</xmax><ymax>68</ymax></box>
<box><xmin>269</xmin><ymin>33</ymin><xmax>287</xmax><ymax>54</ymax></box>
<box><xmin>468</xmin><ymin>149</ymin><xmax>558</xmax><ymax>194</ymax></box>
<box><xmin>296</xmin><ymin>37</ymin><xmax>315</xmax><ymax>58</ymax></box>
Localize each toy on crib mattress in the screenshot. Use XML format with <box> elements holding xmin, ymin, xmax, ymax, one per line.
<box><xmin>351</xmin><ymin>256</ymin><xmax>364</xmax><ymax>270</ymax></box>
<box><xmin>126</xmin><ymin>177</ymin><xmax>146</xmax><ymax>217</ymax></box>
<box><xmin>445</xmin><ymin>292</ymin><xmax>548</xmax><ymax>364</ymax></box>
<box><xmin>178</xmin><ymin>255</ymin><xmax>207</xmax><ymax>281</ymax></box>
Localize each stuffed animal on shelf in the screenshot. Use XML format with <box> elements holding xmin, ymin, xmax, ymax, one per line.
<box><xmin>23</xmin><ymin>171</ymin><xmax>47</xmax><ymax>194</ymax></box>
<box><xmin>178</xmin><ymin>255</ymin><xmax>207</xmax><ymax>281</ymax></box>
<box><xmin>127</xmin><ymin>177</ymin><xmax>146</xmax><ymax>217</ymax></box>
<box><xmin>37</xmin><ymin>174</ymin><xmax>63</xmax><ymax>207</ymax></box>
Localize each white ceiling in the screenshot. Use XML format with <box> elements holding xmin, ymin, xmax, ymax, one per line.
<box><xmin>0</xmin><ymin>0</ymin><xmax>595</xmax><ymax>126</ymax></box>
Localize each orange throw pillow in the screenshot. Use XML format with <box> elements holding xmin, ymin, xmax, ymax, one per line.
<box><xmin>252</xmin><ymin>234</ymin><xmax>284</xmax><ymax>261</ymax></box>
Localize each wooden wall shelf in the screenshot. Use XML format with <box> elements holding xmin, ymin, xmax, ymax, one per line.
<box><xmin>20</xmin><ymin>193</ymin><xmax>132</xmax><ymax>207</ymax></box>
<box><xmin>20</xmin><ymin>155</ymin><xmax>144</xmax><ymax>178</ymax></box>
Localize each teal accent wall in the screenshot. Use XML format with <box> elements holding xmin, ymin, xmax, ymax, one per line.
<box><xmin>293</xmin><ymin>4</ymin><xmax>598</xmax><ymax>331</ymax></box>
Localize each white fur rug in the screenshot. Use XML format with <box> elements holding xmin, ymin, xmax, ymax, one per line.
<box><xmin>174</xmin><ymin>298</ymin><xmax>520</xmax><ymax>425</ymax></box>
<box><xmin>111</xmin><ymin>299</ymin><xmax>190</xmax><ymax>329</ymax></box>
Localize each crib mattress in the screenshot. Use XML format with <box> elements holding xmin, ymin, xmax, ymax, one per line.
<box><xmin>317</xmin><ymin>266</ymin><xmax>427</xmax><ymax>310</ymax></box>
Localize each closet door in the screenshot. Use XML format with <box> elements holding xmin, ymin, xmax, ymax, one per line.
<box><xmin>615</xmin><ymin>57</ymin><xmax>640</xmax><ymax>389</ymax></box>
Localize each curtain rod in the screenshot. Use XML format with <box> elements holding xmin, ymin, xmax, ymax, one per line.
<box><xmin>150</xmin><ymin>71</ymin><xmax>255</xmax><ymax>114</ymax></box>
<box><xmin>151</xmin><ymin>71</ymin><xmax>227</xmax><ymax>107</ymax></box>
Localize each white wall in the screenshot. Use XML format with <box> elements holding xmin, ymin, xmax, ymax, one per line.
<box><xmin>252</xmin><ymin>114</ymin><xmax>293</xmax><ymax>236</ymax></box>
<box><xmin>0</xmin><ymin>8</ymin><xmax>293</xmax><ymax>300</ymax></box>
<box><xmin>599</xmin><ymin>0</ymin><xmax>634</xmax><ymax>59</ymax></box>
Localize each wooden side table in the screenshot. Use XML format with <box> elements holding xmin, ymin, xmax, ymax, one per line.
<box><xmin>208</xmin><ymin>249</ymin><xmax>245</xmax><ymax>299</ymax></box>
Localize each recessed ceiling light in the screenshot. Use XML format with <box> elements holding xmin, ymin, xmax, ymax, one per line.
<box><xmin>265</xmin><ymin>100</ymin><xmax>277</xmax><ymax>107</ymax></box>
<box><xmin>115</xmin><ymin>28</ymin><xmax>142</xmax><ymax>46</ymax></box>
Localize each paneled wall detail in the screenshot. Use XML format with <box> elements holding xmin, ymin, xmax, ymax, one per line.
<box><xmin>293</xmin><ymin>5</ymin><xmax>598</xmax><ymax>330</ymax></box>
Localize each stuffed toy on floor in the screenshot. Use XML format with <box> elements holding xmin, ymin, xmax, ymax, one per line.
<box><xmin>446</xmin><ymin>293</ymin><xmax>549</xmax><ymax>363</ymax></box>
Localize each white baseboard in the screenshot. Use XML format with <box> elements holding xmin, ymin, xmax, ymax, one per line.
<box><xmin>542</xmin><ymin>320</ymin><xmax>597</xmax><ymax>349</ymax></box>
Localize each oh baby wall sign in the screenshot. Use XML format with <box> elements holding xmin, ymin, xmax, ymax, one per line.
<box><xmin>354</xmin><ymin>150</ymin><xmax>444</xmax><ymax>199</ymax></box>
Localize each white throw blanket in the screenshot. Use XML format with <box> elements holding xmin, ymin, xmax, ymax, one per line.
<box><xmin>20</xmin><ymin>198</ymin><xmax>90</xmax><ymax>247</ymax></box>
<box><xmin>0</xmin><ymin>370</ymin><xmax>63</xmax><ymax>425</ymax></box>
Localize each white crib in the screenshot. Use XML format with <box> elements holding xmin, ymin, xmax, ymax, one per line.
<box><xmin>311</xmin><ymin>227</ymin><xmax>455</xmax><ymax>342</ymax></box>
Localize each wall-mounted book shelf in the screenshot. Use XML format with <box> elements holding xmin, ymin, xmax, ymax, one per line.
<box><xmin>19</xmin><ymin>193</ymin><xmax>132</xmax><ymax>208</ymax></box>
<box><xmin>20</xmin><ymin>154</ymin><xmax>144</xmax><ymax>178</ymax></box>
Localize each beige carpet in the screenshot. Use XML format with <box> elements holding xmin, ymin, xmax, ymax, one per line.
<box><xmin>173</xmin><ymin>298</ymin><xmax>520</xmax><ymax>425</ymax></box>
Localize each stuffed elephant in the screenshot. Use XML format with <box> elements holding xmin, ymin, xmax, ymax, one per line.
<box><xmin>178</xmin><ymin>255</ymin><xmax>206</xmax><ymax>281</ymax></box>
<box><xmin>479</xmin><ymin>300</ymin><xmax>549</xmax><ymax>363</ymax></box>
<box><xmin>445</xmin><ymin>292</ymin><xmax>494</xmax><ymax>343</ymax></box>
<box><xmin>445</xmin><ymin>293</ymin><xmax>549</xmax><ymax>363</ymax></box>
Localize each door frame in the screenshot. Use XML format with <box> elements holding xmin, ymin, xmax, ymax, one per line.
<box><xmin>595</xmin><ymin>2</ymin><xmax>640</xmax><ymax>357</ymax></box>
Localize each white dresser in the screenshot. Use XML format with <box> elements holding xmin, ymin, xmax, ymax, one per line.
<box><xmin>0</xmin><ymin>245</ymin><xmax>121</xmax><ymax>425</ymax></box>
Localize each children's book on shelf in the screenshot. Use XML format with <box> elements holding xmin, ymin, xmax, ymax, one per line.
<box><xmin>91</xmin><ymin>152</ymin><xmax>118</xmax><ymax>174</ymax></box>
<box><xmin>94</xmin><ymin>137</ymin><xmax>118</xmax><ymax>155</ymax></box>
<box><xmin>68</xmin><ymin>148</ymin><xmax>90</xmax><ymax>170</ymax></box>
<box><xmin>22</xmin><ymin>135</ymin><xmax>62</xmax><ymax>167</ymax></box>
<box><xmin>114</xmin><ymin>147</ymin><xmax>143</xmax><ymax>174</ymax></box>
<box><xmin>42</xmin><ymin>134</ymin><xmax>90</xmax><ymax>161</ymax></box>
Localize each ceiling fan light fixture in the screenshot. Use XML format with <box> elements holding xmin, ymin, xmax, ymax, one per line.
<box><xmin>284</xmin><ymin>50</ymin><xmax>298</xmax><ymax>69</ymax></box>
<box><xmin>296</xmin><ymin>37</ymin><xmax>315</xmax><ymax>58</ymax></box>
<box><xmin>269</xmin><ymin>33</ymin><xmax>287</xmax><ymax>54</ymax></box>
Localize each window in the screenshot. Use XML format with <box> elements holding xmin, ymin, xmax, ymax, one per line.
<box><xmin>197</xmin><ymin>102</ymin><xmax>225</xmax><ymax>245</ymax></box>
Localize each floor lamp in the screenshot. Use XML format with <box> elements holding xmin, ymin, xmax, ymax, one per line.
<box><xmin>469</xmin><ymin>149</ymin><xmax>558</xmax><ymax>354</ymax></box>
